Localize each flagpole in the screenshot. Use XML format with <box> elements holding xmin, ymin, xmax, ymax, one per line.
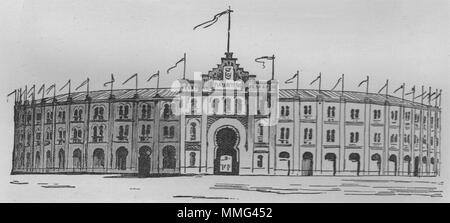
<box><xmin>366</xmin><ymin>76</ymin><xmax>369</xmax><ymax>94</ymax></box>
<box><xmin>271</xmin><ymin>55</ymin><xmax>275</xmax><ymax>80</ymax></box>
<box><xmin>385</xmin><ymin>79</ymin><xmax>389</xmax><ymax>99</ymax></box>
<box><xmin>87</xmin><ymin>78</ymin><xmax>90</xmax><ymax>98</ymax></box>
<box><xmin>296</xmin><ymin>70</ymin><xmax>299</xmax><ymax>96</ymax></box>
<box><xmin>341</xmin><ymin>74</ymin><xmax>345</xmax><ymax>96</ymax></box>
<box><xmin>402</xmin><ymin>83</ymin><xmax>405</xmax><ymax>101</ymax></box>
<box><xmin>435</xmin><ymin>89</ymin><xmax>438</xmax><ymax>107</ymax></box>
<box><xmin>439</xmin><ymin>89</ymin><xmax>442</xmax><ymax>107</ymax></box>
<box><xmin>157</xmin><ymin>70</ymin><xmax>160</xmax><ymax>96</ymax></box>
<box><xmin>227</xmin><ymin>6</ymin><xmax>231</xmax><ymax>53</ymax></box>
<box><xmin>136</xmin><ymin>73</ymin><xmax>139</xmax><ymax>96</ymax></box>
<box><xmin>421</xmin><ymin>85</ymin><xmax>424</xmax><ymax>105</ymax></box>
<box><xmin>428</xmin><ymin>86</ymin><xmax>432</xmax><ymax>105</ymax></box>
<box><xmin>68</xmin><ymin>80</ymin><xmax>71</xmax><ymax>98</ymax></box>
<box><xmin>319</xmin><ymin>72</ymin><xmax>322</xmax><ymax>93</ymax></box>
<box><xmin>183</xmin><ymin>53</ymin><xmax>186</xmax><ymax>80</ymax></box>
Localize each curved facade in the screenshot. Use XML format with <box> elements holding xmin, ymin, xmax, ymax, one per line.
<box><xmin>11</xmin><ymin>52</ymin><xmax>441</xmax><ymax>176</ymax></box>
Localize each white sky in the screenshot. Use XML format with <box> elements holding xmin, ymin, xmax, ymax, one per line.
<box><xmin>0</xmin><ymin>0</ymin><xmax>449</xmax><ymax>185</ymax></box>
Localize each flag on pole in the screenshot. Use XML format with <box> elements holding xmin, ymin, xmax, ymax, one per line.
<box><xmin>122</xmin><ymin>73</ymin><xmax>137</xmax><ymax>85</ymax></box>
<box><xmin>193</xmin><ymin>9</ymin><xmax>232</xmax><ymax>30</ymax></box>
<box><xmin>75</xmin><ymin>78</ymin><xmax>89</xmax><ymax>91</ymax></box>
<box><xmin>414</xmin><ymin>91</ymin><xmax>426</xmax><ymax>99</ymax></box>
<box><xmin>167</xmin><ymin>57</ymin><xmax>185</xmax><ymax>74</ymax></box>
<box><xmin>254</xmin><ymin>56</ymin><xmax>274</xmax><ymax>69</ymax></box>
<box><xmin>393</xmin><ymin>84</ymin><xmax>404</xmax><ymax>94</ymax></box>
<box><xmin>46</xmin><ymin>84</ymin><xmax>56</xmax><ymax>95</ymax></box>
<box><xmin>59</xmin><ymin>80</ymin><xmax>71</xmax><ymax>92</ymax></box>
<box><xmin>309</xmin><ymin>73</ymin><xmax>321</xmax><ymax>86</ymax></box>
<box><xmin>38</xmin><ymin>84</ymin><xmax>45</xmax><ymax>95</ymax></box>
<box><xmin>147</xmin><ymin>71</ymin><xmax>160</xmax><ymax>82</ymax></box>
<box><xmin>285</xmin><ymin>72</ymin><xmax>298</xmax><ymax>84</ymax></box>
<box><xmin>6</xmin><ymin>89</ymin><xmax>16</xmax><ymax>102</ymax></box>
<box><xmin>377</xmin><ymin>81</ymin><xmax>388</xmax><ymax>94</ymax></box>
<box><xmin>432</xmin><ymin>91</ymin><xmax>441</xmax><ymax>101</ymax></box>
<box><xmin>28</xmin><ymin>85</ymin><xmax>35</xmax><ymax>98</ymax></box>
<box><xmin>330</xmin><ymin>77</ymin><xmax>343</xmax><ymax>91</ymax></box>
<box><xmin>405</xmin><ymin>86</ymin><xmax>415</xmax><ymax>95</ymax></box>
<box><xmin>104</xmin><ymin>74</ymin><xmax>115</xmax><ymax>87</ymax></box>
<box><xmin>428</xmin><ymin>91</ymin><xmax>436</xmax><ymax>99</ymax></box>
<box><xmin>358</xmin><ymin>78</ymin><xmax>368</xmax><ymax>87</ymax></box>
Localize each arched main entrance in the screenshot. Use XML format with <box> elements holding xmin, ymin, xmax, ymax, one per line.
<box><xmin>214</xmin><ymin>126</ymin><xmax>239</xmax><ymax>175</ymax></box>
<box><xmin>349</xmin><ymin>153</ymin><xmax>361</xmax><ymax>176</ymax></box>
<box><xmin>58</xmin><ymin>149</ymin><xmax>65</xmax><ymax>169</ymax></box>
<box><xmin>404</xmin><ymin>155</ymin><xmax>411</xmax><ymax>176</ymax></box>
<box><xmin>414</xmin><ymin>156</ymin><xmax>419</xmax><ymax>176</ymax></box>
<box><xmin>371</xmin><ymin>153</ymin><xmax>382</xmax><ymax>176</ymax></box>
<box><xmin>325</xmin><ymin>153</ymin><xmax>337</xmax><ymax>176</ymax></box>
<box><xmin>389</xmin><ymin>154</ymin><xmax>398</xmax><ymax>176</ymax></box>
<box><xmin>138</xmin><ymin>146</ymin><xmax>152</xmax><ymax>176</ymax></box>
<box><xmin>93</xmin><ymin>148</ymin><xmax>105</xmax><ymax>169</ymax></box>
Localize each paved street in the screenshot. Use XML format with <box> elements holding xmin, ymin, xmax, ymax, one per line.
<box><xmin>2</xmin><ymin>174</ymin><xmax>446</xmax><ymax>202</ymax></box>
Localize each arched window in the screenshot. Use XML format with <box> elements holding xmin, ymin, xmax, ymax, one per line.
<box><xmin>169</xmin><ymin>126</ymin><xmax>175</xmax><ymax>138</ymax></box>
<box><xmin>163</xmin><ymin>104</ymin><xmax>171</xmax><ymax>119</ymax></box>
<box><xmin>224</xmin><ymin>98</ymin><xmax>232</xmax><ymax>113</ymax></box>
<box><xmin>189</xmin><ymin>152</ymin><xmax>196</xmax><ymax>167</ymax></box>
<box><xmin>285</xmin><ymin>106</ymin><xmax>290</xmax><ymax>117</ymax></box>
<box><xmin>163</xmin><ymin>126</ymin><xmax>169</xmax><ymax>137</ymax></box>
<box><xmin>279</xmin><ymin>152</ymin><xmax>290</xmax><ymax>159</ymax></box>
<box><xmin>257</xmin><ymin>155</ymin><xmax>264</xmax><ymax>168</ymax></box>
<box><xmin>46</xmin><ymin>150</ymin><xmax>52</xmax><ymax>168</ymax></box>
<box><xmin>281</xmin><ymin>106</ymin><xmax>285</xmax><ymax>116</ymax></box>
<box><xmin>190</xmin><ymin>122</ymin><xmax>197</xmax><ymax>141</ymax></box>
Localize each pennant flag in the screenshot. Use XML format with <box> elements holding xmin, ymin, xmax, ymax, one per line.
<box><xmin>75</xmin><ymin>78</ymin><xmax>89</xmax><ymax>91</ymax></box>
<box><xmin>104</xmin><ymin>74</ymin><xmax>115</xmax><ymax>87</ymax></box>
<box><xmin>393</xmin><ymin>84</ymin><xmax>404</xmax><ymax>94</ymax></box>
<box><xmin>46</xmin><ymin>84</ymin><xmax>56</xmax><ymax>95</ymax></box>
<box><xmin>414</xmin><ymin>91</ymin><xmax>426</xmax><ymax>99</ymax></box>
<box><xmin>59</xmin><ymin>80</ymin><xmax>71</xmax><ymax>92</ymax></box>
<box><xmin>428</xmin><ymin>91</ymin><xmax>436</xmax><ymax>99</ymax></box>
<box><xmin>285</xmin><ymin>72</ymin><xmax>298</xmax><ymax>84</ymax></box>
<box><xmin>6</xmin><ymin>89</ymin><xmax>16</xmax><ymax>102</ymax></box>
<box><xmin>309</xmin><ymin>73</ymin><xmax>321</xmax><ymax>86</ymax></box>
<box><xmin>377</xmin><ymin>82</ymin><xmax>388</xmax><ymax>94</ymax></box>
<box><xmin>331</xmin><ymin>77</ymin><xmax>342</xmax><ymax>91</ymax></box>
<box><xmin>167</xmin><ymin>57</ymin><xmax>185</xmax><ymax>74</ymax></box>
<box><xmin>254</xmin><ymin>56</ymin><xmax>274</xmax><ymax>69</ymax></box>
<box><xmin>358</xmin><ymin>78</ymin><xmax>368</xmax><ymax>87</ymax></box>
<box><xmin>28</xmin><ymin>85</ymin><xmax>35</xmax><ymax>97</ymax></box>
<box><xmin>122</xmin><ymin>73</ymin><xmax>137</xmax><ymax>85</ymax></box>
<box><xmin>147</xmin><ymin>71</ymin><xmax>160</xmax><ymax>82</ymax></box>
<box><xmin>405</xmin><ymin>86</ymin><xmax>415</xmax><ymax>95</ymax></box>
<box><xmin>193</xmin><ymin>9</ymin><xmax>232</xmax><ymax>30</ymax></box>
<box><xmin>38</xmin><ymin>84</ymin><xmax>45</xmax><ymax>95</ymax></box>
<box><xmin>432</xmin><ymin>91</ymin><xmax>441</xmax><ymax>101</ymax></box>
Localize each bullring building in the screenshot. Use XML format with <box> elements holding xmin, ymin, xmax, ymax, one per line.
<box><xmin>11</xmin><ymin>51</ymin><xmax>441</xmax><ymax>177</ymax></box>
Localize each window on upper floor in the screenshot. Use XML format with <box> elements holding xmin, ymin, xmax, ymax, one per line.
<box><xmin>430</xmin><ymin>117</ymin><xmax>434</xmax><ymax>128</ymax></box>
<box><xmin>390</xmin><ymin>134</ymin><xmax>398</xmax><ymax>143</ymax></box>
<box><xmin>326</xmin><ymin>129</ymin><xmax>336</xmax><ymax>142</ymax></box>
<box><xmin>257</xmin><ymin>123</ymin><xmax>264</xmax><ymax>143</ymax></box>
<box><xmin>327</xmin><ymin>106</ymin><xmax>336</xmax><ymax>119</ymax></box>
<box><xmin>163</xmin><ymin>126</ymin><xmax>175</xmax><ymax>138</ymax></box>
<box><xmin>190</xmin><ymin>98</ymin><xmax>197</xmax><ymax>114</ymax></box>
<box><xmin>374</xmin><ymin>133</ymin><xmax>381</xmax><ymax>143</ymax></box>
<box><xmin>404</xmin><ymin>111</ymin><xmax>411</xmax><ymax>121</ymax></box>
<box><xmin>118</xmin><ymin>105</ymin><xmax>130</xmax><ymax>120</ymax></box>
<box><xmin>303</xmin><ymin>105</ymin><xmax>312</xmax><ymax>116</ymax></box>
<box><xmin>117</xmin><ymin>125</ymin><xmax>129</xmax><ymax>141</ymax></box>
<box><xmin>72</xmin><ymin>127</ymin><xmax>82</xmax><ymax>143</ymax></box>
<box><xmin>73</xmin><ymin>108</ymin><xmax>83</xmax><ymax>122</ymax></box>
<box><xmin>281</xmin><ymin>106</ymin><xmax>290</xmax><ymax>118</ymax></box>
<box><xmin>391</xmin><ymin>111</ymin><xmax>398</xmax><ymax>121</ymax></box>
<box><xmin>57</xmin><ymin>128</ymin><xmax>66</xmax><ymax>144</ymax></box>
<box><xmin>279</xmin><ymin>127</ymin><xmax>290</xmax><ymax>144</ymax></box>
<box><xmin>162</xmin><ymin>103</ymin><xmax>173</xmax><ymax>119</ymax></box>
<box><xmin>190</xmin><ymin>122</ymin><xmax>197</xmax><ymax>141</ymax></box>
<box><xmin>93</xmin><ymin>107</ymin><xmax>105</xmax><ymax>120</ymax></box>
<box><xmin>26</xmin><ymin>111</ymin><xmax>32</xmax><ymax>125</ymax></box>
<box><xmin>257</xmin><ymin>155</ymin><xmax>264</xmax><ymax>168</ymax></box>
<box><xmin>36</xmin><ymin>112</ymin><xmax>42</xmax><ymax>124</ymax></box>
<box><xmin>46</xmin><ymin>111</ymin><xmax>53</xmax><ymax>123</ymax></box>
<box><xmin>212</xmin><ymin>98</ymin><xmax>220</xmax><ymax>115</ymax></box>
<box><xmin>303</xmin><ymin>128</ymin><xmax>313</xmax><ymax>143</ymax></box>
<box><xmin>414</xmin><ymin>114</ymin><xmax>420</xmax><ymax>123</ymax></box>
<box><xmin>350</xmin><ymin>132</ymin><xmax>360</xmax><ymax>143</ymax></box>
<box><xmin>45</xmin><ymin>128</ymin><xmax>53</xmax><ymax>142</ymax></box>
<box><xmin>26</xmin><ymin>131</ymin><xmax>31</xmax><ymax>146</ymax></box>
<box><xmin>140</xmin><ymin>104</ymin><xmax>152</xmax><ymax>119</ymax></box>
<box><xmin>350</xmin><ymin>109</ymin><xmax>360</xmax><ymax>120</ymax></box>
<box><xmin>404</xmin><ymin>134</ymin><xmax>410</xmax><ymax>144</ymax></box>
<box><xmin>373</xmin><ymin>109</ymin><xmax>381</xmax><ymax>120</ymax></box>
<box><xmin>92</xmin><ymin>125</ymin><xmax>105</xmax><ymax>143</ymax></box>
<box><xmin>57</xmin><ymin>110</ymin><xmax>66</xmax><ymax>123</ymax></box>
<box><xmin>224</xmin><ymin>98</ymin><xmax>232</xmax><ymax>114</ymax></box>
<box><xmin>236</xmin><ymin>98</ymin><xmax>244</xmax><ymax>114</ymax></box>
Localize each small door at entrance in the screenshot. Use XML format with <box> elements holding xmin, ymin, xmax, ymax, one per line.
<box><xmin>138</xmin><ymin>146</ymin><xmax>152</xmax><ymax>176</ymax></box>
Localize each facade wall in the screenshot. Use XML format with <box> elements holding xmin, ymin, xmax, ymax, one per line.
<box><xmin>11</xmin><ymin>92</ymin><xmax>441</xmax><ymax>177</ymax></box>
